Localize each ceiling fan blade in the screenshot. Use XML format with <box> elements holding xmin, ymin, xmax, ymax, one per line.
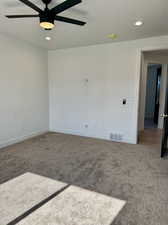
<box><xmin>51</xmin><ymin>0</ymin><xmax>82</xmax><ymax>14</ymax></box>
<box><xmin>18</xmin><ymin>0</ymin><xmax>42</xmax><ymax>13</ymax></box>
<box><xmin>6</xmin><ymin>14</ymin><xmax>39</xmax><ymax>18</ymax></box>
<box><xmin>55</xmin><ymin>15</ymin><xmax>86</xmax><ymax>26</ymax></box>
<box><xmin>4</xmin><ymin>0</ymin><xmax>40</xmax><ymax>8</ymax></box>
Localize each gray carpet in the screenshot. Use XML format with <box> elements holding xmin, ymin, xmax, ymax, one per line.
<box><xmin>0</xmin><ymin>131</ymin><xmax>168</xmax><ymax>225</ymax></box>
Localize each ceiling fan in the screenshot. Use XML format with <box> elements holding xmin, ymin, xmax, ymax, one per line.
<box><xmin>5</xmin><ymin>0</ymin><xmax>86</xmax><ymax>30</ymax></box>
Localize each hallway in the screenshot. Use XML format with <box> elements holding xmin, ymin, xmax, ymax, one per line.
<box><xmin>139</xmin><ymin>128</ymin><xmax>162</xmax><ymax>146</ymax></box>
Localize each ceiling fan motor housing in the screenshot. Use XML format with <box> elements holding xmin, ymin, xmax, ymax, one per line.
<box><xmin>42</xmin><ymin>0</ymin><xmax>52</xmax><ymax>5</ymax></box>
<box><xmin>40</xmin><ymin>10</ymin><xmax>55</xmax><ymax>27</ymax></box>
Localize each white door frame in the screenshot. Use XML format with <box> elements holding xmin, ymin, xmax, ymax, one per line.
<box><xmin>135</xmin><ymin>46</ymin><xmax>168</xmax><ymax>143</ymax></box>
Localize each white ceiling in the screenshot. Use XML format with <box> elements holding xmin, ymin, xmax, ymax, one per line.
<box><xmin>1</xmin><ymin>0</ymin><xmax>168</xmax><ymax>49</ymax></box>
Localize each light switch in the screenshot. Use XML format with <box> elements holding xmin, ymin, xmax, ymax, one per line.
<box><xmin>123</xmin><ymin>99</ymin><xmax>127</xmax><ymax>105</ymax></box>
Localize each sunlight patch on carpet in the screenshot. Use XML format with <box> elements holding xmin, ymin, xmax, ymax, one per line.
<box><xmin>18</xmin><ymin>185</ymin><xmax>126</xmax><ymax>225</ymax></box>
<box><xmin>0</xmin><ymin>172</ymin><xmax>67</xmax><ymax>225</ymax></box>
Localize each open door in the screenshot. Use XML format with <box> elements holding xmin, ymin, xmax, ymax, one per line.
<box><xmin>161</xmin><ymin>72</ymin><xmax>168</xmax><ymax>158</ymax></box>
<box><xmin>154</xmin><ymin>67</ymin><xmax>161</xmax><ymax>125</ymax></box>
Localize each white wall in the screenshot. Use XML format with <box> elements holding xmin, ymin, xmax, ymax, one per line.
<box><xmin>48</xmin><ymin>35</ymin><xmax>168</xmax><ymax>144</ymax></box>
<box><xmin>1</xmin><ymin>34</ymin><xmax>168</xmax><ymax>146</ymax></box>
<box><xmin>0</xmin><ymin>34</ymin><xmax>49</xmax><ymax>148</ymax></box>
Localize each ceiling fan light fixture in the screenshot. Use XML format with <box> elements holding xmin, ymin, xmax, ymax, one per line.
<box><xmin>40</xmin><ymin>21</ymin><xmax>55</xmax><ymax>29</ymax></box>
<box><xmin>40</xmin><ymin>15</ymin><xmax>55</xmax><ymax>29</ymax></box>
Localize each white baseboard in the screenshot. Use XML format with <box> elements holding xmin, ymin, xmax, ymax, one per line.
<box><xmin>50</xmin><ymin>129</ymin><xmax>137</xmax><ymax>145</ymax></box>
<box><xmin>0</xmin><ymin>130</ymin><xmax>49</xmax><ymax>149</ymax></box>
<box><xmin>0</xmin><ymin>129</ymin><xmax>136</xmax><ymax>149</ymax></box>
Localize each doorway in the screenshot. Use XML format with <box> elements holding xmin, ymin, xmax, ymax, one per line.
<box><xmin>138</xmin><ymin>50</ymin><xmax>168</xmax><ymax>154</ymax></box>
<box><xmin>144</xmin><ymin>64</ymin><xmax>162</xmax><ymax>129</ymax></box>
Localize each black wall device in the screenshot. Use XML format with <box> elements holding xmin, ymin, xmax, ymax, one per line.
<box><xmin>123</xmin><ymin>99</ymin><xmax>126</xmax><ymax>105</ymax></box>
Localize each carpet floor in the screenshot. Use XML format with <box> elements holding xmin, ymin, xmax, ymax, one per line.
<box><xmin>0</xmin><ymin>130</ymin><xmax>168</xmax><ymax>225</ymax></box>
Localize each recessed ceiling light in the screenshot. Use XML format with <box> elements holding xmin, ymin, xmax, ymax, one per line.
<box><xmin>108</xmin><ymin>34</ymin><xmax>118</xmax><ymax>40</ymax></box>
<box><xmin>134</xmin><ymin>20</ymin><xmax>143</xmax><ymax>26</ymax></box>
<box><xmin>45</xmin><ymin>36</ymin><xmax>51</xmax><ymax>41</ymax></box>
